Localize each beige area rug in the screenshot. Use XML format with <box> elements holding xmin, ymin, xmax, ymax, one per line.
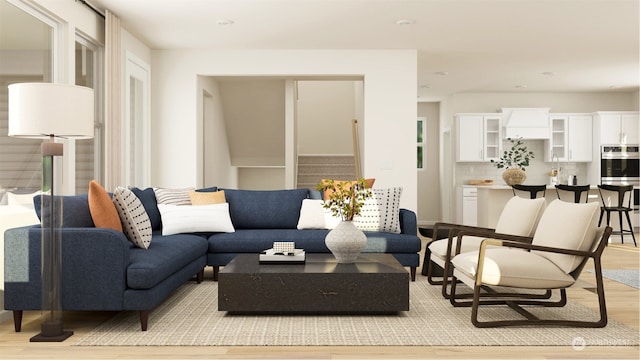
<box><xmin>75</xmin><ymin>276</ymin><xmax>639</xmax><ymax>347</ymax></box>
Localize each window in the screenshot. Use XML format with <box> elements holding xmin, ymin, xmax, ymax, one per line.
<box><xmin>124</xmin><ymin>52</ymin><xmax>151</xmax><ymax>187</ymax></box>
<box><xmin>0</xmin><ymin>1</ymin><xmax>55</xmax><ymax>195</ymax></box>
<box><xmin>417</xmin><ymin>117</ymin><xmax>426</xmax><ymax>169</ymax></box>
<box><xmin>75</xmin><ymin>35</ymin><xmax>103</xmax><ymax>194</ymax></box>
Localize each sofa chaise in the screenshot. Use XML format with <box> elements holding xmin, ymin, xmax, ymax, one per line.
<box><xmin>4</xmin><ymin>187</ymin><xmax>421</xmax><ymax>332</ymax></box>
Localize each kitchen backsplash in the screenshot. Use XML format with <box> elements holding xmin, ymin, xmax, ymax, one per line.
<box><xmin>455</xmin><ymin>140</ymin><xmax>587</xmax><ymax>187</ymax></box>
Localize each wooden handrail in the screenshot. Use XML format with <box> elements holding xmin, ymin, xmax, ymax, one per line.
<box><xmin>351</xmin><ymin>119</ymin><xmax>362</xmax><ymax>179</ymax></box>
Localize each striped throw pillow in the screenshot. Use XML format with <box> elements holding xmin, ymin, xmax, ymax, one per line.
<box><xmin>153</xmin><ymin>187</ymin><xmax>194</xmax><ymax>205</ymax></box>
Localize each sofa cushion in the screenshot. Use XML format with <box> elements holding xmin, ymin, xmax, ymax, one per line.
<box><xmin>195</xmin><ymin>186</ymin><xmax>218</xmax><ymax>193</ymax></box>
<box><xmin>131</xmin><ymin>187</ymin><xmax>162</xmax><ymax>231</ymax></box>
<box><xmin>189</xmin><ymin>190</ymin><xmax>226</xmax><ymax>205</ymax></box>
<box><xmin>222</xmin><ymin>188</ymin><xmax>309</xmax><ymax>229</ymax></box>
<box><xmin>34</xmin><ymin>194</ymin><xmax>95</xmax><ymax>228</ymax></box>
<box><xmin>354</xmin><ymin>187</ymin><xmax>403</xmax><ymax>233</ymax></box>
<box><xmin>207</xmin><ymin>229</ymin><xmax>421</xmax><ymax>254</ymax></box>
<box><xmin>158</xmin><ymin>203</ymin><xmax>235</xmax><ymax>235</ymax></box>
<box><xmin>127</xmin><ymin>234</ymin><xmax>208</xmax><ymax>289</ymax></box>
<box><xmin>153</xmin><ymin>187</ymin><xmax>194</xmax><ymax>205</ymax></box>
<box><xmin>88</xmin><ymin>180</ymin><xmax>122</xmax><ymax>231</ymax></box>
<box><xmin>113</xmin><ymin>186</ymin><xmax>153</xmax><ymax>249</ymax></box>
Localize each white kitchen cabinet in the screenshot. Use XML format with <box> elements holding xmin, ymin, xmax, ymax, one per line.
<box><xmin>456</xmin><ymin>114</ymin><xmax>502</xmax><ymax>162</ymax></box>
<box><xmin>462</xmin><ymin>187</ymin><xmax>478</xmax><ymax>226</ymax></box>
<box><xmin>597</xmin><ymin>112</ymin><xmax>639</xmax><ymax>145</ymax></box>
<box><xmin>544</xmin><ymin>114</ymin><xmax>592</xmax><ymax>162</ymax></box>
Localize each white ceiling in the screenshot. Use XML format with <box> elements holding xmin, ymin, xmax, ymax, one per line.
<box><xmin>90</xmin><ymin>0</ymin><xmax>639</xmax><ymax>98</ymax></box>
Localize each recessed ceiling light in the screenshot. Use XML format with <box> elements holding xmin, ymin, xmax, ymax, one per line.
<box><xmin>434</xmin><ymin>71</ymin><xmax>449</xmax><ymax>76</ymax></box>
<box><xmin>395</xmin><ymin>19</ymin><xmax>415</xmax><ymax>25</ymax></box>
<box><xmin>216</xmin><ymin>19</ymin><xmax>234</xmax><ymax>25</ymax></box>
<box><xmin>542</xmin><ymin>71</ymin><xmax>557</xmax><ymax>76</ymax></box>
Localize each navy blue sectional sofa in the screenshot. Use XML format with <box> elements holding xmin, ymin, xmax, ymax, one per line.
<box><xmin>4</xmin><ymin>188</ymin><xmax>421</xmax><ymax>332</ymax></box>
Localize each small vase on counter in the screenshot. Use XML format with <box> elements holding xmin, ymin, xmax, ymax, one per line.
<box><xmin>502</xmin><ymin>168</ymin><xmax>526</xmax><ymax>186</ymax></box>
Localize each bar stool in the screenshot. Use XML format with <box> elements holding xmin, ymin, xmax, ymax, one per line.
<box><xmin>555</xmin><ymin>184</ymin><xmax>591</xmax><ymax>203</ymax></box>
<box><xmin>512</xmin><ymin>184</ymin><xmax>547</xmax><ymax>199</ymax></box>
<box><xmin>597</xmin><ymin>184</ymin><xmax>637</xmax><ymax>247</ymax></box>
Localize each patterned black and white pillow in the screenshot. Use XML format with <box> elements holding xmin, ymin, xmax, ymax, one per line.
<box><xmin>153</xmin><ymin>187</ymin><xmax>194</xmax><ymax>205</ymax></box>
<box><xmin>113</xmin><ymin>186</ymin><xmax>152</xmax><ymax>249</ymax></box>
<box><xmin>353</xmin><ymin>187</ymin><xmax>403</xmax><ymax>234</ymax></box>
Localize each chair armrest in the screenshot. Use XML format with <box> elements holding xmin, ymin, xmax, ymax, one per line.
<box><xmin>480</xmin><ymin>238</ymin><xmax>593</xmax><ymax>257</ymax></box>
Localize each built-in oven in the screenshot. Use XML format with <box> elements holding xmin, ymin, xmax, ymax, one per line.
<box><xmin>601</xmin><ymin>145</ymin><xmax>639</xmax><ymax>212</ymax></box>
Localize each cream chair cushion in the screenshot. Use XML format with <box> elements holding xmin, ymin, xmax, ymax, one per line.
<box><xmin>531</xmin><ymin>200</ymin><xmax>600</xmax><ymax>273</ymax></box>
<box><xmin>494</xmin><ymin>196</ymin><xmax>546</xmax><ymax>236</ymax></box>
<box><xmin>451</xmin><ymin>248</ymin><xmax>575</xmax><ymax>289</ymax></box>
<box><xmin>429</xmin><ymin>196</ymin><xmax>546</xmax><ymax>263</ymax></box>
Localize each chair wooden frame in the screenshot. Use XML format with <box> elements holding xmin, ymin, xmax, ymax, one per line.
<box><xmin>597</xmin><ymin>184</ymin><xmax>637</xmax><ymax>247</ymax></box>
<box><xmin>424</xmin><ymin>224</ymin><xmax>551</xmax><ymax>302</ymax></box>
<box><xmin>424</xmin><ymin>222</ymin><xmax>498</xmax><ymax>296</ymax></box>
<box><xmin>512</xmin><ymin>184</ymin><xmax>547</xmax><ymax>199</ymax></box>
<box><xmin>449</xmin><ymin>226</ymin><xmax>612</xmax><ymax>328</ymax></box>
<box><xmin>555</xmin><ymin>184</ymin><xmax>591</xmax><ymax>203</ymax></box>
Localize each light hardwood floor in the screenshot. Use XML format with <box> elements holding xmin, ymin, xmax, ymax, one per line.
<box><xmin>1</xmin><ymin>236</ymin><xmax>638</xmax><ymax>360</ymax></box>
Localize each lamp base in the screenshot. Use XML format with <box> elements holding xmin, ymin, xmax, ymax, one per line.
<box><xmin>29</xmin><ymin>320</ymin><xmax>73</xmax><ymax>342</ymax></box>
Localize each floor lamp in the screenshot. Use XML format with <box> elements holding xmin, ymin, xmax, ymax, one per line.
<box><xmin>8</xmin><ymin>83</ymin><xmax>94</xmax><ymax>342</ymax></box>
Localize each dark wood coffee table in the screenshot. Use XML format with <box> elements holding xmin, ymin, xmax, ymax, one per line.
<box><xmin>218</xmin><ymin>253</ymin><xmax>409</xmax><ymax>313</ymax></box>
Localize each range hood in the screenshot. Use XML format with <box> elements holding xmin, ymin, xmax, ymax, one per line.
<box><xmin>501</xmin><ymin>107</ymin><xmax>551</xmax><ymax>139</ymax></box>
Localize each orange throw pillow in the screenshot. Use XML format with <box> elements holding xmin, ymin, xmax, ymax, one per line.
<box><xmin>88</xmin><ymin>180</ymin><xmax>123</xmax><ymax>231</ymax></box>
<box><xmin>321</xmin><ymin>178</ymin><xmax>375</xmax><ymax>201</ymax></box>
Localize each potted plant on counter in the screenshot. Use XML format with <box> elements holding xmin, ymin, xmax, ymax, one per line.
<box><xmin>317</xmin><ymin>178</ymin><xmax>372</xmax><ymax>263</ymax></box>
<box><xmin>491</xmin><ymin>137</ymin><xmax>535</xmax><ymax>186</ymax></box>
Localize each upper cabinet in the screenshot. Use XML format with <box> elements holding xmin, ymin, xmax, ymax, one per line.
<box><xmin>544</xmin><ymin>114</ymin><xmax>593</xmax><ymax>162</ymax></box>
<box><xmin>456</xmin><ymin>114</ymin><xmax>502</xmax><ymax>162</ymax></box>
<box><xmin>596</xmin><ymin>112</ymin><xmax>639</xmax><ymax>145</ymax></box>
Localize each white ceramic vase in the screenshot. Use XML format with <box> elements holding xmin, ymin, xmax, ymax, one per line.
<box><xmin>325</xmin><ymin>220</ymin><xmax>367</xmax><ymax>263</ymax></box>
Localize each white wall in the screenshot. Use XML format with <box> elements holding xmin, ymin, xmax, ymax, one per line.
<box><xmin>151</xmin><ymin>49</ymin><xmax>418</xmax><ymax>211</ymax></box>
<box><xmin>417</xmin><ymin>102</ymin><xmax>441</xmax><ymax>225</ymax></box>
<box><xmin>197</xmin><ymin>76</ymin><xmax>236</xmax><ymax>189</ymax></box>
<box><xmin>297</xmin><ymin>80</ymin><xmax>358</xmax><ymax>155</ymax></box>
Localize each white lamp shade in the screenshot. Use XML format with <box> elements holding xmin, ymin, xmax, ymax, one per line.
<box><xmin>8</xmin><ymin>83</ymin><xmax>94</xmax><ymax>139</ymax></box>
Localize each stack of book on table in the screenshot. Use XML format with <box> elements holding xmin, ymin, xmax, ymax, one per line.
<box><xmin>259</xmin><ymin>242</ymin><xmax>306</xmax><ymax>264</ymax></box>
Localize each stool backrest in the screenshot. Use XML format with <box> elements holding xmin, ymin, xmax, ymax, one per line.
<box><xmin>598</xmin><ymin>184</ymin><xmax>634</xmax><ymax>208</ymax></box>
<box><xmin>512</xmin><ymin>184</ymin><xmax>547</xmax><ymax>199</ymax></box>
<box><xmin>555</xmin><ymin>184</ymin><xmax>591</xmax><ymax>203</ymax></box>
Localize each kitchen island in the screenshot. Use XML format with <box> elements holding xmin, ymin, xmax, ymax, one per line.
<box><xmin>476</xmin><ymin>185</ymin><xmax>600</xmax><ymax>228</ymax></box>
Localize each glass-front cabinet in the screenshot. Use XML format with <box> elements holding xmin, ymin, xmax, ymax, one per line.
<box><xmin>456</xmin><ymin>114</ymin><xmax>502</xmax><ymax>162</ymax></box>
<box><xmin>544</xmin><ymin>114</ymin><xmax>592</xmax><ymax>162</ymax></box>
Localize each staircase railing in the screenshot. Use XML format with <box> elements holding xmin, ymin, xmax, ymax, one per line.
<box><xmin>351</xmin><ymin>119</ymin><xmax>362</xmax><ymax>179</ymax></box>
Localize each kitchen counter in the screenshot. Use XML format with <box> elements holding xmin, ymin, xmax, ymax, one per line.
<box><xmin>475</xmin><ymin>185</ymin><xmax>600</xmax><ymax>227</ymax></box>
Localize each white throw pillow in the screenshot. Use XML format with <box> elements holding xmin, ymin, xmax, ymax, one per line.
<box><xmin>7</xmin><ymin>190</ymin><xmax>43</xmax><ymax>207</ymax></box>
<box><xmin>353</xmin><ymin>187</ymin><xmax>402</xmax><ymax>233</ymax></box>
<box><xmin>297</xmin><ymin>199</ymin><xmax>326</xmax><ymax>229</ymax></box>
<box><xmin>113</xmin><ymin>186</ymin><xmax>153</xmax><ymax>249</ymax></box>
<box><xmin>158</xmin><ymin>203</ymin><xmax>235</xmax><ymax>235</ymax></box>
